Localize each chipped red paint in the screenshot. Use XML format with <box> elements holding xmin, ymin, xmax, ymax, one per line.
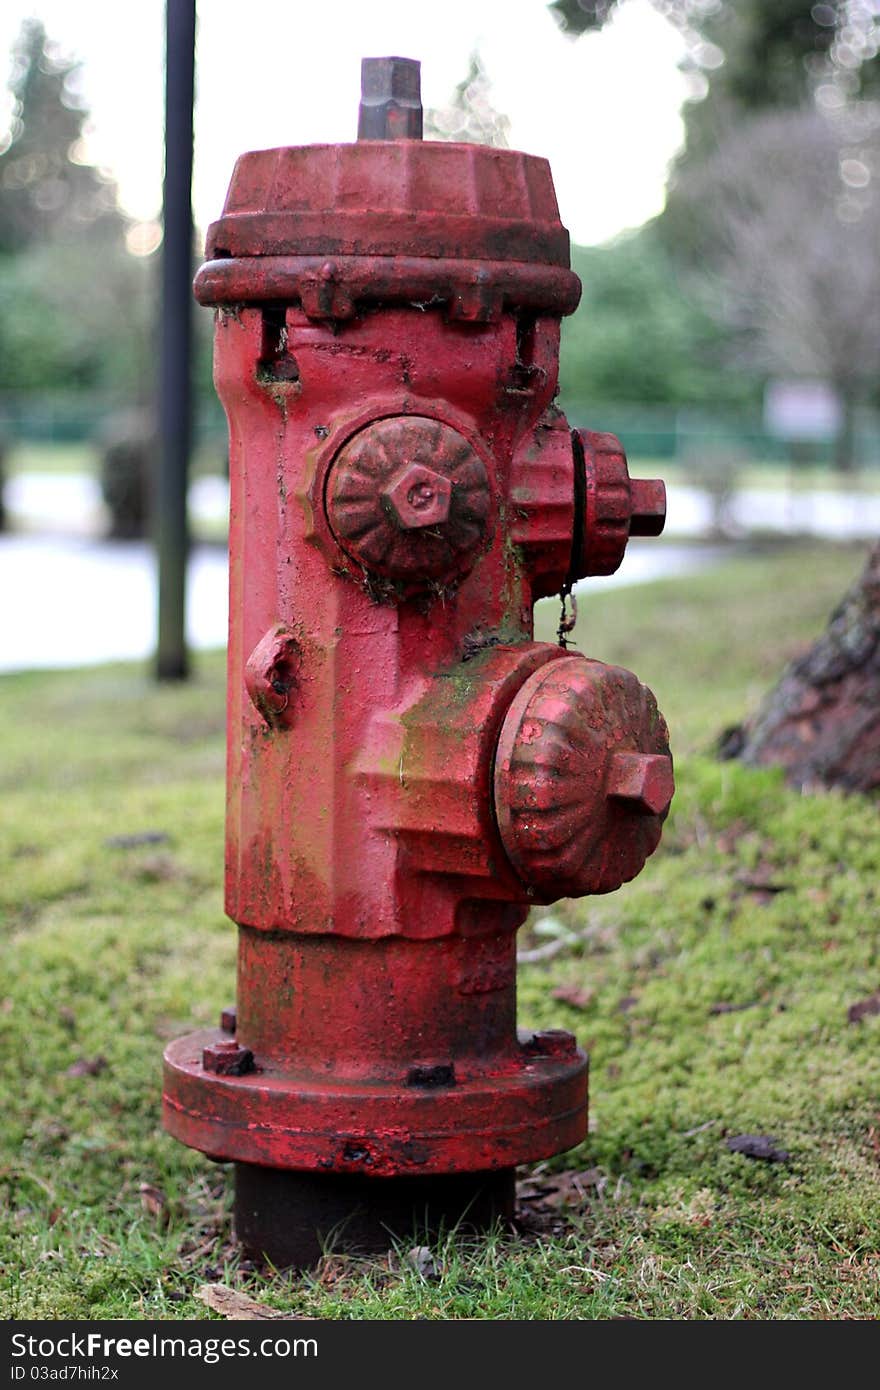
<box><xmin>164</xmin><ymin>96</ymin><xmax>671</xmax><ymax>1257</ymax></box>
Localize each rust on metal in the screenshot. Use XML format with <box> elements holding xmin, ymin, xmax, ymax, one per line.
<box><xmin>244</xmin><ymin>625</ymin><xmax>302</xmax><ymax>729</ymax></box>
<box><xmin>201</xmin><ymin>1039</ymin><xmax>254</xmax><ymax>1076</ymax></box>
<box><xmin>195</xmin><ymin>255</ymin><xmax>581</xmax><ymax>322</ymax></box>
<box><xmin>327</xmin><ymin>415</ymin><xmax>491</xmax><ymax>584</ymax></box>
<box><xmin>201</xmin><ymin>143</ymin><xmax>573</xmax><ymax>266</ymax></box>
<box><xmin>607</xmin><ymin>750</ymin><xmax>676</xmax><ymax>817</ymax></box>
<box><xmin>164</xmin><ymin>56</ymin><xmax>672</xmax><ymax>1269</ymax></box>
<box><xmin>577</xmin><ymin>429</ymin><xmax>667</xmax><ymax>576</ymax></box>
<box><xmin>358</xmin><ymin>56</ymin><xmax>423</xmax><ymax>141</ymax></box>
<box><xmin>493</xmin><ymin>657</ymin><xmax>673</xmax><ymax>898</ymax></box>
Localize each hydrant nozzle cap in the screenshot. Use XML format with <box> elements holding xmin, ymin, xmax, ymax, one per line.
<box><xmin>494</xmin><ymin>656</ymin><xmax>672</xmax><ymax>898</ymax></box>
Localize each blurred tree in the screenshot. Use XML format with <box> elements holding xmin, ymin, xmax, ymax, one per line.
<box><xmin>720</xmin><ymin>542</ymin><xmax>880</xmax><ymax>792</ymax></box>
<box><xmin>549</xmin><ymin>1</ymin><xmax>880</xmax><ymax>117</ymax></box>
<box><xmin>425</xmin><ymin>52</ymin><xmax>511</xmax><ymax>147</ymax></box>
<box><xmin>560</xmin><ymin>226</ymin><xmax>759</xmax><ymax>409</ymax></box>
<box><xmin>552</xmin><ymin>2</ymin><xmax>880</xmax><ymax>787</ymax></box>
<box><xmin>0</xmin><ymin>18</ymin><xmax>122</xmax><ymax>253</ymax></box>
<box><xmin>0</xmin><ymin>19</ymin><xmax>153</xmax><ymax>404</ymax></box>
<box><xmin>427</xmin><ymin>47</ymin><xmax>756</xmax><ymax>409</ymax></box>
<box><xmin>0</xmin><ymin>238</ymin><xmax>153</xmax><ymax>396</ymax></box>
<box><xmin>670</xmin><ymin>104</ymin><xmax>880</xmax><ymax>470</ymax></box>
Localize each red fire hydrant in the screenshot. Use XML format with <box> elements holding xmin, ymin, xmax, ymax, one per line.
<box><xmin>163</xmin><ymin>57</ymin><xmax>672</xmax><ymax>1268</ymax></box>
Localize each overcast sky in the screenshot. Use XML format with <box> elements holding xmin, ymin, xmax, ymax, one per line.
<box><xmin>0</xmin><ymin>0</ymin><xmax>690</xmax><ymax>247</ymax></box>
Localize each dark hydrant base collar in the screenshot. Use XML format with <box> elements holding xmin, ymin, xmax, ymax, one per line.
<box><xmin>234</xmin><ymin>1163</ymin><xmax>516</xmax><ymax>1270</ymax></box>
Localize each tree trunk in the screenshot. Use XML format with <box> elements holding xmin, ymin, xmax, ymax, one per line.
<box><xmin>718</xmin><ymin>542</ymin><xmax>880</xmax><ymax>792</ymax></box>
<box><xmin>833</xmin><ymin>387</ymin><xmax>858</xmax><ymax>474</ymax></box>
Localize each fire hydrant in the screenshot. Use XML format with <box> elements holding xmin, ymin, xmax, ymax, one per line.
<box><xmin>163</xmin><ymin>57</ymin><xmax>672</xmax><ymax>1269</ymax></box>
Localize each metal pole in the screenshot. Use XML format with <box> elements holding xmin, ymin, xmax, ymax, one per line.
<box><xmin>156</xmin><ymin>0</ymin><xmax>196</xmax><ymax>680</ymax></box>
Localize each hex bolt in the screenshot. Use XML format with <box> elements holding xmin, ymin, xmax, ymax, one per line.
<box><xmin>382</xmin><ymin>463</ymin><xmax>452</xmax><ymax>530</ymax></box>
<box><xmin>202</xmin><ymin>1039</ymin><xmax>254</xmax><ymax>1076</ymax></box>
<box><xmin>606</xmin><ymin>750</ymin><xmax>674</xmax><ymax>817</ymax></box>
<box><xmin>406</xmin><ymin>1062</ymin><xmax>456</xmax><ymax>1088</ymax></box>
<box><xmin>525</xmin><ymin>1029</ymin><xmax>579</xmax><ymax>1059</ymax></box>
<box><xmin>358</xmin><ymin>57</ymin><xmax>423</xmax><ymax>141</ymax></box>
<box><xmin>629</xmin><ymin>478</ymin><xmax>667</xmax><ymax>536</ymax></box>
<box><xmin>220</xmin><ymin>1006</ymin><xmax>237</xmax><ymax>1034</ymax></box>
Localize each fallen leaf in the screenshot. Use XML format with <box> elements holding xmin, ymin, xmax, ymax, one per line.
<box><xmin>132</xmin><ymin>853</ymin><xmax>183</xmax><ymax>883</ymax></box>
<box><xmin>139</xmin><ymin>1183</ymin><xmax>169</xmax><ymax>1226</ymax></box>
<box><xmin>405</xmin><ymin>1245</ymin><xmax>441</xmax><ymax>1280</ymax></box>
<box><xmin>551</xmin><ymin>986</ymin><xmax>595</xmax><ymax>1010</ymax></box>
<box><xmin>726</xmin><ymin>1134</ymin><xmax>790</xmax><ymax>1164</ymax></box>
<box><xmin>196</xmin><ymin>1284</ymin><xmax>289</xmax><ymax>1320</ymax></box>
<box><xmin>516</xmin><ymin>1179</ymin><xmax>559</xmax><ymax>1202</ymax></box>
<box><xmin>736</xmin><ymin>868</ymin><xmax>791</xmax><ymax>903</ymax></box>
<box><xmin>66</xmin><ymin>1056</ymin><xmax>107</xmax><ymax>1078</ymax></box>
<box><xmin>715</xmin><ymin>819</ymin><xmax>750</xmax><ymax>853</ymax></box>
<box><xmin>680</xmin><ymin>1119</ymin><xmax>719</xmax><ymax>1138</ymax></box>
<box><xmin>708</xmin><ymin>1001</ymin><xmax>757</xmax><ymax>1016</ymax></box>
<box><xmin>848</xmin><ymin>992</ymin><xmax>880</xmax><ymax>1024</ymax></box>
<box><xmin>105</xmin><ymin>831</ymin><xmax>170</xmax><ymax>850</ymax></box>
<box><xmin>616</xmin><ymin>995</ymin><xmax>639</xmax><ymax>1014</ymax></box>
<box><xmin>517</xmin><ymin>1167</ymin><xmax>604</xmax><ymax>1209</ymax></box>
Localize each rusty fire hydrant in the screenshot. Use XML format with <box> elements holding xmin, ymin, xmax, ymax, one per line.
<box><xmin>163</xmin><ymin>57</ymin><xmax>672</xmax><ymax>1268</ymax></box>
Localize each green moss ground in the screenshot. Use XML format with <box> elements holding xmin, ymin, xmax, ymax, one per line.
<box><xmin>1</xmin><ymin>541</ymin><xmax>878</xmax><ymax>1319</ymax></box>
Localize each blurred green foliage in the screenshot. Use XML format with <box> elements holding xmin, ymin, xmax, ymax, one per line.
<box><xmin>0</xmin><ymin>238</ymin><xmax>153</xmax><ymax>396</ymax></box>
<box><xmin>560</xmin><ymin>226</ymin><xmax>760</xmax><ymax>409</ymax></box>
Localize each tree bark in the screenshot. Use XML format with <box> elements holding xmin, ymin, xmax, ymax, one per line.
<box><xmin>833</xmin><ymin>387</ymin><xmax>858</xmax><ymax>474</ymax></box>
<box><xmin>718</xmin><ymin>542</ymin><xmax>880</xmax><ymax>792</ymax></box>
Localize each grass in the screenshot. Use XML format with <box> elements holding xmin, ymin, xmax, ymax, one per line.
<box><xmin>4</xmin><ymin>442</ymin><xmax>225</xmax><ymax>481</ymax></box>
<box><xmin>1</xmin><ymin>540</ymin><xmax>879</xmax><ymax>1320</ymax></box>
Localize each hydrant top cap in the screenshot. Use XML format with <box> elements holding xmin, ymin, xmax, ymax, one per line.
<box><xmin>205</xmin><ymin>141</ymin><xmax>570</xmax><ymax>265</ymax></box>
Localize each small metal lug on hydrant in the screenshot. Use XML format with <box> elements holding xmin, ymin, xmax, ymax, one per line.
<box><xmin>163</xmin><ymin>56</ymin><xmax>673</xmax><ymax>1269</ymax></box>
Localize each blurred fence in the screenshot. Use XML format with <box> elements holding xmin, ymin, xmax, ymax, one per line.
<box><xmin>0</xmin><ymin>394</ymin><xmax>226</xmax><ymax>450</ymax></box>
<box><xmin>1</xmin><ymin>393</ymin><xmax>878</xmax><ymax>469</ymax></box>
<box><xmin>564</xmin><ymin>401</ymin><xmax>880</xmax><ymax>468</ymax></box>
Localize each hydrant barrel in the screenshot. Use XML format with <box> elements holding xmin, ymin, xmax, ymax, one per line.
<box><xmin>163</xmin><ymin>57</ymin><xmax>672</xmax><ymax>1268</ymax></box>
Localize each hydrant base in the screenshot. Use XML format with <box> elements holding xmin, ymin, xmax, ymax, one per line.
<box><xmin>233</xmin><ymin>1162</ymin><xmax>516</xmax><ymax>1270</ymax></box>
<box><xmin>163</xmin><ymin>1028</ymin><xmax>588</xmax><ymax>1176</ymax></box>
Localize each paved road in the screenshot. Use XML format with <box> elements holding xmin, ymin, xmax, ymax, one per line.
<box><xmin>0</xmin><ymin>532</ymin><xmax>723</xmax><ymax>674</ymax></box>
<box><xmin>0</xmin><ymin>535</ymin><xmax>228</xmax><ymax>672</ymax></box>
<box><xmin>2</xmin><ymin>469</ymin><xmax>876</xmax><ymax>673</ymax></box>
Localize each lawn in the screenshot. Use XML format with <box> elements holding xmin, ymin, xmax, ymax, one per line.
<box><xmin>1</xmin><ymin>540</ymin><xmax>878</xmax><ymax>1320</ymax></box>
